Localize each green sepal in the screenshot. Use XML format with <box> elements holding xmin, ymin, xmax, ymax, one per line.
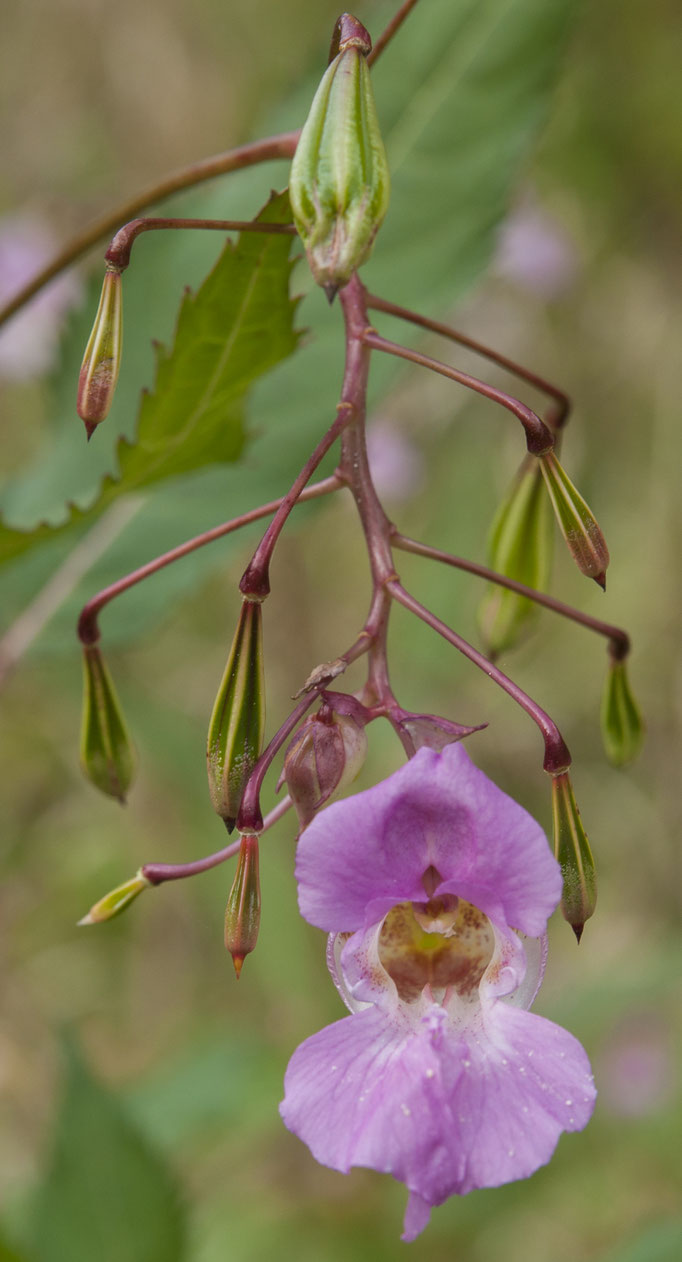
<box><xmin>539</xmin><ymin>451</ymin><xmax>610</xmax><ymax>587</ymax></box>
<box><xmin>551</xmin><ymin>771</ymin><xmax>597</xmax><ymax>941</ymax></box>
<box><xmin>80</xmin><ymin>644</ymin><xmax>135</xmax><ymax>802</ymax></box>
<box><xmin>478</xmin><ymin>455</ymin><xmax>554</xmax><ymax>656</ymax></box>
<box><xmin>206</xmin><ymin>600</ymin><xmax>265</xmax><ymax>830</ymax></box>
<box><xmin>78</xmin><ymin>870</ymin><xmax>150</xmax><ymax>925</ymax></box>
<box><xmin>290</xmin><ymin>29</ymin><xmax>390</xmax><ymax>293</ymax></box>
<box><xmin>601</xmin><ymin>656</ymin><xmax>644</xmax><ymax>766</ymax></box>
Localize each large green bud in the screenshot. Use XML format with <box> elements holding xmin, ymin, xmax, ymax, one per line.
<box><xmin>289</xmin><ymin>14</ymin><xmax>390</xmax><ymax>299</ymax></box>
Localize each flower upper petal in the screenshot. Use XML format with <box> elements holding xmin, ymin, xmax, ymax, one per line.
<box><xmin>280</xmin><ymin>997</ymin><xmax>595</xmax><ymax>1239</ymax></box>
<box><xmin>295</xmin><ymin>743</ymin><xmax>561</xmax><ymax>937</ymax></box>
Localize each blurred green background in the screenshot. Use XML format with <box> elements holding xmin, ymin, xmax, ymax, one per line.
<box><xmin>0</xmin><ymin>1</ymin><xmax>680</xmax><ymax>1259</ymax></box>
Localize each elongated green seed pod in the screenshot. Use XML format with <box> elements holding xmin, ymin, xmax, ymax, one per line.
<box><xmin>224</xmin><ymin>834</ymin><xmax>261</xmax><ymax>977</ymax></box>
<box><xmin>478</xmin><ymin>456</ymin><xmax>554</xmax><ymax>657</ymax></box>
<box><xmin>77</xmin><ymin>264</ymin><xmax>123</xmax><ymax>437</ymax></box>
<box><xmin>551</xmin><ymin>771</ymin><xmax>597</xmax><ymax>941</ymax></box>
<box><xmin>539</xmin><ymin>451</ymin><xmax>610</xmax><ymax>588</ymax></box>
<box><xmin>601</xmin><ymin>655</ymin><xmax>644</xmax><ymax>767</ymax></box>
<box><xmin>80</xmin><ymin>645</ymin><xmax>135</xmax><ymax>802</ymax></box>
<box><xmin>289</xmin><ymin>15</ymin><xmax>390</xmax><ymax>297</ymax></box>
<box><xmin>78</xmin><ymin>871</ymin><xmax>149</xmax><ymax>925</ymax></box>
<box><xmin>207</xmin><ymin>599</ymin><xmax>265</xmax><ymax>831</ymax></box>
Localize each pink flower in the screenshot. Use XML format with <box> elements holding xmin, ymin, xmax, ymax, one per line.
<box><xmin>280</xmin><ymin>743</ymin><xmax>596</xmax><ymax>1240</ymax></box>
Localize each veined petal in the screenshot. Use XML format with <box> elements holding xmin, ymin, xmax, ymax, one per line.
<box><xmin>295</xmin><ymin>743</ymin><xmax>560</xmax><ymax>938</ymax></box>
<box><xmin>280</xmin><ymin>998</ymin><xmax>595</xmax><ymax>1240</ymax></box>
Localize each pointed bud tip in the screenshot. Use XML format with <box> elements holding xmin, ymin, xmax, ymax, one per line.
<box><xmin>231</xmin><ymin>953</ymin><xmax>245</xmax><ymax>979</ymax></box>
<box><xmin>594</xmin><ymin>572</ymin><xmax>607</xmax><ymax>591</ymax></box>
<box><xmin>77</xmin><ymin>913</ymin><xmax>94</xmax><ymax>927</ymax></box>
<box><xmin>323</xmin><ymin>283</ymin><xmax>339</xmax><ymax>304</ymax></box>
<box><xmin>84</xmin><ymin>420</ymin><xmax>97</xmax><ymax>441</ymax></box>
<box><xmin>223</xmin><ymin>817</ymin><xmax>236</xmax><ymax>835</ymax></box>
<box><xmin>572</xmin><ymin>923</ymin><xmax>585</xmax><ymax>944</ymax></box>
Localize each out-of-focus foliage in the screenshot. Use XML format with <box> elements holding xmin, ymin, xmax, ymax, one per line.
<box><xmin>29</xmin><ymin>1042</ymin><xmax>186</xmax><ymax>1262</ymax></box>
<box><xmin>1</xmin><ymin>0</ymin><xmax>680</xmax><ymax>1260</ymax></box>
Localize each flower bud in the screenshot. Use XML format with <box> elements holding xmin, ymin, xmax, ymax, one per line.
<box><xmin>539</xmin><ymin>451</ymin><xmax>609</xmax><ymax>588</ymax></box>
<box><xmin>391</xmin><ymin>708</ymin><xmax>486</xmax><ymax>756</ymax></box>
<box><xmin>282</xmin><ymin>697</ymin><xmax>368</xmax><ymax>828</ymax></box>
<box><xmin>77</xmin><ymin>264</ymin><xmax>123</xmax><ymax>438</ymax></box>
<box><xmin>80</xmin><ymin>645</ymin><xmax>135</xmax><ymax>802</ymax></box>
<box><xmin>289</xmin><ymin>14</ymin><xmax>390</xmax><ymax>297</ymax></box>
<box><xmin>478</xmin><ymin>456</ymin><xmax>553</xmax><ymax>657</ymax></box>
<box><xmin>224</xmin><ymin>834</ymin><xmax>261</xmax><ymax>977</ymax></box>
<box><xmin>551</xmin><ymin>771</ymin><xmax>597</xmax><ymax>941</ymax></box>
<box><xmin>207</xmin><ymin>599</ymin><xmax>265</xmax><ymax>832</ymax></box>
<box><xmin>601</xmin><ymin>654</ymin><xmax>644</xmax><ymax>767</ymax></box>
<box><xmin>78</xmin><ymin>870</ymin><xmax>149</xmax><ymax>926</ymax></box>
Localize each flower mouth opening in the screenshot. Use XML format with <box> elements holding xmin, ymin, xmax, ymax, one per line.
<box><xmin>377</xmin><ymin>895</ymin><xmax>495</xmax><ymax>1004</ymax></box>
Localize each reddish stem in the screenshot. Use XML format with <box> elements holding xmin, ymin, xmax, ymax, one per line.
<box><xmin>368</xmin><ymin>0</ymin><xmax>421</xmax><ymax>66</ymax></box>
<box><xmin>365</xmin><ymin>292</ymin><xmax>571</xmax><ymax>429</ymax></box>
<box><xmin>387</xmin><ymin>580</ymin><xmax>572</xmax><ymax>775</ymax></box>
<box><xmin>392</xmin><ymin>532</ymin><xmax>630</xmax><ymax>658</ymax></box>
<box><xmin>142</xmin><ymin>794</ymin><xmax>293</xmax><ymax>886</ymax></box>
<box><xmin>239</xmin><ymin>412</ymin><xmax>353</xmax><ymax>600</ymax></box>
<box><xmin>77</xmin><ymin>476</ymin><xmax>340</xmax><ymax>645</ymax></box>
<box><xmin>105</xmin><ymin>217</ymin><xmax>296</xmax><ymax>271</ymax></box>
<box><xmin>362</xmin><ymin>329</ymin><xmax>554</xmax><ymax>456</ymax></box>
<box><xmin>0</xmin><ymin>131</ymin><xmax>300</xmax><ymax>332</ymax></box>
<box><xmin>337</xmin><ymin>275</ymin><xmax>399</xmax><ymax>711</ymax></box>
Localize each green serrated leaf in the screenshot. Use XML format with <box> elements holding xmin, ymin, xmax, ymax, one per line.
<box><xmin>0</xmin><ymin>190</ymin><xmax>299</xmax><ymax>566</ymax></box>
<box><xmin>2</xmin><ymin>0</ymin><xmax>581</xmax><ymax>649</ymax></box>
<box><xmin>29</xmin><ymin>1041</ymin><xmax>186</xmax><ymax>1262</ymax></box>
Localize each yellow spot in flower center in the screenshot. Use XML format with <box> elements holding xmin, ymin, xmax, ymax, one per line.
<box><xmin>378</xmin><ymin>896</ymin><xmax>494</xmax><ymax>1003</ymax></box>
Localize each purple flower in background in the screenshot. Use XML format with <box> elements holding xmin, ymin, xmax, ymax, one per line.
<box><xmin>0</xmin><ymin>213</ymin><xmax>81</xmax><ymax>380</ymax></box>
<box><xmin>280</xmin><ymin>743</ymin><xmax>595</xmax><ymax>1240</ymax></box>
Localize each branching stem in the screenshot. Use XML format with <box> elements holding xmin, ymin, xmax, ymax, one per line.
<box><xmin>365</xmin><ymin>292</ymin><xmax>571</xmax><ymax>429</ymax></box>
<box><xmin>77</xmin><ymin>475</ymin><xmax>340</xmax><ymax>646</ymax></box>
<box><xmin>362</xmin><ymin>329</ymin><xmax>555</xmax><ymax>455</ymax></box>
<box><xmin>142</xmin><ymin>794</ymin><xmax>293</xmax><ymax>886</ymax></box>
<box><xmin>392</xmin><ymin>531</ymin><xmax>630</xmax><ymax>659</ymax></box>
<box><xmin>0</xmin><ymin>132</ymin><xmax>299</xmax><ymax>331</ymax></box>
<box><xmin>387</xmin><ymin>579</ymin><xmax>572</xmax><ymax>775</ymax></box>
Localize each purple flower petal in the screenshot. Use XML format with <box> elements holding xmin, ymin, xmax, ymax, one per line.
<box><xmin>280</xmin><ymin>997</ymin><xmax>595</xmax><ymax>1239</ymax></box>
<box><xmin>295</xmin><ymin>744</ymin><xmax>560</xmax><ymax>938</ymax></box>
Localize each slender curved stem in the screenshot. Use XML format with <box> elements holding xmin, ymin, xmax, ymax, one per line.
<box><xmin>142</xmin><ymin>794</ymin><xmax>293</xmax><ymax>886</ymax></box>
<box><xmin>0</xmin><ymin>131</ymin><xmax>300</xmax><ymax>331</ymax></box>
<box><xmin>338</xmin><ymin>275</ymin><xmax>400</xmax><ymax>712</ymax></box>
<box><xmin>105</xmin><ymin>217</ymin><xmax>297</xmax><ymax>271</ymax></box>
<box><xmin>239</xmin><ymin>412</ymin><xmax>353</xmax><ymax>600</ymax></box>
<box><xmin>77</xmin><ymin>475</ymin><xmax>341</xmax><ymax>645</ymax></box>
<box><xmin>237</xmin><ymin>696</ymin><xmax>318</xmax><ymax>833</ymax></box>
<box><xmin>368</xmin><ymin>0</ymin><xmax>421</xmax><ymax>65</ymax></box>
<box><xmin>387</xmin><ymin>580</ymin><xmax>571</xmax><ymax>774</ymax></box>
<box><xmin>393</xmin><ymin>531</ymin><xmax>630</xmax><ymax>658</ymax></box>
<box><xmin>362</xmin><ymin>329</ymin><xmax>554</xmax><ymax>456</ymax></box>
<box><xmin>365</xmin><ymin>292</ymin><xmax>571</xmax><ymax>429</ymax></box>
